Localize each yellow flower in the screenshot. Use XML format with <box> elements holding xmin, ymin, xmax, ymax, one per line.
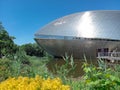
<box><xmin>0</xmin><ymin>75</ymin><xmax>70</xmax><ymax>90</ymax></box>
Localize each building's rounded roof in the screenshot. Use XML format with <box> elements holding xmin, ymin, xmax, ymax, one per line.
<box><xmin>35</xmin><ymin>10</ymin><xmax>120</xmax><ymax>40</ymax></box>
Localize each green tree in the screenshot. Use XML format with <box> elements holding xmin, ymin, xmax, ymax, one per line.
<box><xmin>20</xmin><ymin>43</ymin><xmax>45</xmax><ymax>57</ymax></box>
<box><xmin>0</xmin><ymin>22</ymin><xmax>18</xmax><ymax>58</ymax></box>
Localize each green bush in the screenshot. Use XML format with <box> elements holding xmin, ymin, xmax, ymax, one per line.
<box><xmin>0</xmin><ymin>56</ymin><xmax>52</xmax><ymax>82</ymax></box>
<box><xmin>82</xmin><ymin>59</ymin><xmax>120</xmax><ymax>90</ymax></box>
<box><xmin>0</xmin><ymin>58</ymin><xmax>12</xmax><ymax>81</ymax></box>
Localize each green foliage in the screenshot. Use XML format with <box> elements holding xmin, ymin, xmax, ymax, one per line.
<box><xmin>113</xmin><ymin>64</ymin><xmax>120</xmax><ymax>79</ymax></box>
<box><xmin>0</xmin><ymin>49</ymin><xmax>32</xmax><ymax>81</ymax></box>
<box><xmin>0</xmin><ymin>52</ymin><xmax>53</xmax><ymax>82</ymax></box>
<box><xmin>0</xmin><ymin>22</ymin><xmax>18</xmax><ymax>58</ymax></box>
<box><xmin>82</xmin><ymin>59</ymin><xmax>120</xmax><ymax>90</ymax></box>
<box><xmin>67</xmin><ymin>80</ymin><xmax>85</xmax><ymax>90</ymax></box>
<box><xmin>20</xmin><ymin>43</ymin><xmax>45</xmax><ymax>57</ymax></box>
<box><xmin>10</xmin><ymin>49</ymin><xmax>32</xmax><ymax>77</ymax></box>
<box><xmin>28</xmin><ymin>56</ymin><xmax>53</xmax><ymax>79</ymax></box>
<box><xmin>14</xmin><ymin>48</ymin><xmax>30</xmax><ymax>64</ymax></box>
<box><xmin>0</xmin><ymin>58</ymin><xmax>12</xmax><ymax>81</ymax></box>
<box><xmin>53</xmin><ymin>53</ymin><xmax>76</xmax><ymax>83</ymax></box>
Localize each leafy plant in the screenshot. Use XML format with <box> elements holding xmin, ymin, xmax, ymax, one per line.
<box><xmin>53</xmin><ymin>53</ymin><xmax>76</xmax><ymax>83</ymax></box>
<box><xmin>82</xmin><ymin>59</ymin><xmax>120</xmax><ymax>90</ymax></box>
<box><xmin>20</xmin><ymin>43</ymin><xmax>45</xmax><ymax>57</ymax></box>
<box><xmin>0</xmin><ymin>22</ymin><xmax>18</xmax><ymax>58</ymax></box>
<box><xmin>113</xmin><ymin>64</ymin><xmax>120</xmax><ymax>79</ymax></box>
<box><xmin>0</xmin><ymin>58</ymin><xmax>12</xmax><ymax>82</ymax></box>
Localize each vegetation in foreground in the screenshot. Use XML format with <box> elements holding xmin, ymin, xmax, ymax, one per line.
<box><xmin>0</xmin><ymin>53</ymin><xmax>120</xmax><ymax>90</ymax></box>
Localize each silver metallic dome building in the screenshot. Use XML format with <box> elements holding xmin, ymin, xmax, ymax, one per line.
<box><xmin>35</xmin><ymin>10</ymin><xmax>120</xmax><ymax>59</ymax></box>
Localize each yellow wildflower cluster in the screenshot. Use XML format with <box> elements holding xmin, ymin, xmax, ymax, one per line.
<box><xmin>0</xmin><ymin>75</ymin><xmax>70</xmax><ymax>90</ymax></box>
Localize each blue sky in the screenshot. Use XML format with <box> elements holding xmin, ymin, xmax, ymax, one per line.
<box><xmin>0</xmin><ymin>0</ymin><xmax>120</xmax><ymax>45</ymax></box>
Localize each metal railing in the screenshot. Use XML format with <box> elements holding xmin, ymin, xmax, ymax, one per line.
<box><xmin>98</xmin><ymin>52</ymin><xmax>120</xmax><ymax>57</ymax></box>
<box><xmin>97</xmin><ymin>52</ymin><xmax>120</xmax><ymax>61</ymax></box>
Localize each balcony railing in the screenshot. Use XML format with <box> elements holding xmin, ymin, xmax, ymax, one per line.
<box><xmin>97</xmin><ymin>52</ymin><xmax>120</xmax><ymax>61</ymax></box>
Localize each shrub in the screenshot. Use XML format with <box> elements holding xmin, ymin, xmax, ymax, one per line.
<box><xmin>0</xmin><ymin>58</ymin><xmax>12</xmax><ymax>81</ymax></box>
<box><xmin>82</xmin><ymin>59</ymin><xmax>120</xmax><ymax>90</ymax></box>
<box><xmin>0</xmin><ymin>51</ymin><xmax>52</xmax><ymax>82</ymax></box>
<box><xmin>0</xmin><ymin>75</ymin><xmax>70</xmax><ymax>90</ymax></box>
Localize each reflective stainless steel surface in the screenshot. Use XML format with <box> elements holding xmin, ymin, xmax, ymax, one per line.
<box><xmin>35</xmin><ymin>10</ymin><xmax>120</xmax><ymax>59</ymax></box>
<box><xmin>35</xmin><ymin>38</ymin><xmax>120</xmax><ymax>59</ymax></box>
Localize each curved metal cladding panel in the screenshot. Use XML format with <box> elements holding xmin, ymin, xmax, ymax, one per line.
<box><xmin>35</xmin><ymin>10</ymin><xmax>120</xmax><ymax>59</ymax></box>
<box><xmin>35</xmin><ymin>38</ymin><xmax>120</xmax><ymax>59</ymax></box>
<box><xmin>35</xmin><ymin>10</ymin><xmax>120</xmax><ymax>40</ymax></box>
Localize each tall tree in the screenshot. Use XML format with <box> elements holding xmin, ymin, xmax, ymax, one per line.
<box><xmin>0</xmin><ymin>22</ymin><xmax>18</xmax><ymax>58</ymax></box>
